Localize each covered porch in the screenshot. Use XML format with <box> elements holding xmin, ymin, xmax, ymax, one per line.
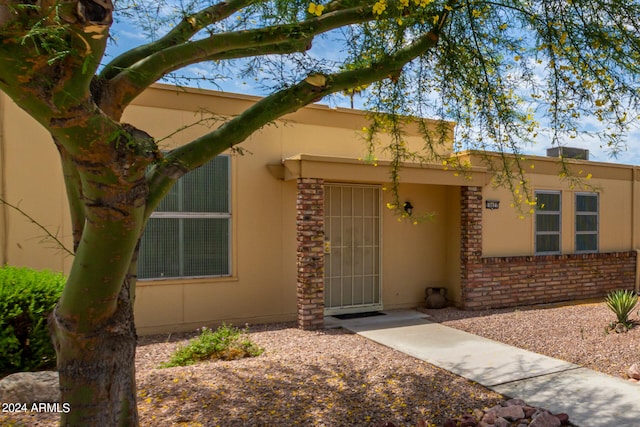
<box><xmin>273</xmin><ymin>154</ymin><xmax>489</xmax><ymax>329</ymax></box>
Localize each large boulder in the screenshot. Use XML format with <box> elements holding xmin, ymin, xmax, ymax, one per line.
<box><xmin>0</xmin><ymin>371</ymin><xmax>60</xmax><ymax>405</ymax></box>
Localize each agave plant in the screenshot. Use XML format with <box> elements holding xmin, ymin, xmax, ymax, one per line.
<box><xmin>605</xmin><ymin>289</ymin><xmax>638</xmax><ymax>328</ymax></box>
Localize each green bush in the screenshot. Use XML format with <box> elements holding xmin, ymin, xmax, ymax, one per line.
<box><xmin>160</xmin><ymin>324</ymin><xmax>264</xmax><ymax>368</ymax></box>
<box><xmin>0</xmin><ymin>266</ymin><xmax>65</xmax><ymax>375</ymax></box>
<box><xmin>605</xmin><ymin>289</ymin><xmax>638</xmax><ymax>330</ymax></box>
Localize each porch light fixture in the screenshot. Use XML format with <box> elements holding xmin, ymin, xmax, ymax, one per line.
<box><xmin>403</xmin><ymin>201</ymin><xmax>414</xmax><ymax>215</ymax></box>
<box><xmin>485</xmin><ymin>200</ymin><xmax>500</xmax><ymax>210</ymax></box>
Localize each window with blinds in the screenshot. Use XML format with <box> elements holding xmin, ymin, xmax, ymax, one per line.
<box><xmin>535</xmin><ymin>191</ymin><xmax>561</xmax><ymax>254</ymax></box>
<box><xmin>575</xmin><ymin>193</ymin><xmax>598</xmax><ymax>253</ymax></box>
<box><xmin>138</xmin><ymin>155</ymin><xmax>231</xmax><ymax>279</ymax></box>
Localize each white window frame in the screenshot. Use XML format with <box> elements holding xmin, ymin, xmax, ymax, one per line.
<box><xmin>535</xmin><ymin>190</ymin><xmax>561</xmax><ymax>255</ymax></box>
<box><xmin>575</xmin><ymin>192</ymin><xmax>598</xmax><ymax>253</ymax></box>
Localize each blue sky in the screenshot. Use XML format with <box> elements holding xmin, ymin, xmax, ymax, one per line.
<box><xmin>522</xmin><ymin>121</ymin><xmax>640</xmax><ymax>166</ymax></box>
<box><xmin>106</xmin><ymin>20</ymin><xmax>640</xmax><ymax>167</ymax></box>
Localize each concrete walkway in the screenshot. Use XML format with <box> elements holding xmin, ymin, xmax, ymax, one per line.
<box><xmin>326</xmin><ymin>310</ymin><xmax>640</xmax><ymax>427</ymax></box>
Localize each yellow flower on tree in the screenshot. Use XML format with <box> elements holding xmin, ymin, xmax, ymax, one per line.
<box><xmin>308</xmin><ymin>2</ymin><xmax>325</xmax><ymax>16</ymax></box>
<box><xmin>373</xmin><ymin>0</ymin><xmax>387</xmax><ymax>15</ymax></box>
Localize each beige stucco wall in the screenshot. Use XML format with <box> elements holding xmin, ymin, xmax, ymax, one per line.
<box><xmin>379</xmin><ymin>183</ymin><xmax>462</xmax><ymax>308</ymax></box>
<box><xmin>124</xmin><ymin>86</ymin><xmax>460</xmax><ymax>334</ymax></box>
<box><xmin>0</xmin><ymin>92</ymin><xmax>73</xmax><ymax>273</ymax></box>
<box><xmin>4</xmin><ymin>84</ymin><xmax>640</xmax><ymax>334</ymax></box>
<box><xmin>2</xmin><ymin>86</ymin><xmax>462</xmax><ymax>334</ymax></box>
<box><xmin>475</xmin><ymin>154</ymin><xmax>640</xmax><ymax>257</ymax></box>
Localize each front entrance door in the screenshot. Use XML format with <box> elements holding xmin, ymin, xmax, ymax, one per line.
<box><xmin>324</xmin><ymin>184</ymin><xmax>382</xmax><ymax>315</ymax></box>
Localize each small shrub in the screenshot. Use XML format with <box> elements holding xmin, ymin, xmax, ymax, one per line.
<box><xmin>605</xmin><ymin>289</ymin><xmax>638</xmax><ymax>332</ymax></box>
<box><xmin>160</xmin><ymin>324</ymin><xmax>264</xmax><ymax>368</ymax></box>
<box><xmin>0</xmin><ymin>266</ymin><xmax>65</xmax><ymax>375</ymax></box>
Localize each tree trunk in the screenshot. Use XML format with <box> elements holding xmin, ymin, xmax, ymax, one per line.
<box><xmin>49</xmin><ymin>273</ymin><xmax>139</xmax><ymax>427</ymax></box>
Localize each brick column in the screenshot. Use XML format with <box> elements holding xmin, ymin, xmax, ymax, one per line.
<box><xmin>460</xmin><ymin>186</ymin><xmax>483</xmax><ymax>308</ymax></box>
<box><xmin>296</xmin><ymin>178</ymin><xmax>325</xmax><ymax>330</ymax></box>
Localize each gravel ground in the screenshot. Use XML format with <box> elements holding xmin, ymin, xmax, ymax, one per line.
<box><xmin>2</xmin><ymin>325</ymin><xmax>502</xmax><ymax>427</ymax></box>
<box><xmin>424</xmin><ymin>301</ymin><xmax>640</xmax><ymax>379</ymax></box>
<box><xmin>3</xmin><ymin>301</ymin><xmax>637</xmax><ymax>426</ymax></box>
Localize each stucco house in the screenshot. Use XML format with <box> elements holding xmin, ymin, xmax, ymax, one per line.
<box><xmin>1</xmin><ymin>84</ymin><xmax>638</xmax><ymax>334</ymax></box>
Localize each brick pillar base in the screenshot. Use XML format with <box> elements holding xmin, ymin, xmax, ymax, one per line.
<box><xmin>296</xmin><ymin>178</ymin><xmax>325</xmax><ymax>330</ymax></box>
<box><xmin>460</xmin><ymin>186</ymin><xmax>483</xmax><ymax>309</ymax></box>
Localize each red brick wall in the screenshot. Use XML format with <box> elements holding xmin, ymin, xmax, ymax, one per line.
<box><xmin>296</xmin><ymin>178</ymin><xmax>325</xmax><ymax>330</ymax></box>
<box><xmin>460</xmin><ymin>186</ymin><xmax>637</xmax><ymax>309</ymax></box>
<box><xmin>462</xmin><ymin>252</ymin><xmax>637</xmax><ymax>309</ymax></box>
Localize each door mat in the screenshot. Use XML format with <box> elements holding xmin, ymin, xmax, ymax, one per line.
<box><xmin>333</xmin><ymin>311</ymin><xmax>386</xmax><ymax>320</ymax></box>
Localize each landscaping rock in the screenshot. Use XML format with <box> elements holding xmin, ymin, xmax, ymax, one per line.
<box><xmin>440</xmin><ymin>398</ymin><xmax>575</xmax><ymax>427</ymax></box>
<box><xmin>627</xmin><ymin>363</ymin><xmax>640</xmax><ymax>380</ymax></box>
<box><xmin>615</xmin><ymin>323</ymin><xmax>629</xmax><ymax>333</ymax></box>
<box><xmin>472</xmin><ymin>408</ymin><xmax>484</xmax><ymax>420</ymax></box>
<box><xmin>460</xmin><ymin>414</ymin><xmax>478</xmax><ymax>426</ymax></box>
<box><xmin>523</xmin><ymin>406</ymin><xmax>538</xmax><ymax>418</ymax></box>
<box><xmin>530</xmin><ymin>411</ymin><xmax>561</xmax><ymax>427</ymax></box>
<box><xmin>481</xmin><ymin>409</ymin><xmax>497</xmax><ymax>424</ymax></box>
<box><xmin>443</xmin><ymin>415</ymin><xmax>478</xmax><ymax>427</ymax></box>
<box><xmin>377</xmin><ymin>398</ymin><xmax>575</xmax><ymax>427</ymax></box>
<box><xmin>496</xmin><ymin>404</ymin><xmax>525</xmax><ymax>421</ymax></box>
<box><xmin>0</xmin><ymin>371</ymin><xmax>59</xmax><ymax>405</ymax></box>
<box><xmin>504</xmin><ymin>398</ymin><xmax>527</xmax><ymax>407</ymax></box>
<box><xmin>555</xmin><ymin>413</ymin><xmax>570</xmax><ymax>425</ymax></box>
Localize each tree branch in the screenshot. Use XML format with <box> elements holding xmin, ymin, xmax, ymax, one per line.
<box><xmin>0</xmin><ymin>196</ymin><xmax>74</xmax><ymax>257</ymax></box>
<box><xmin>0</xmin><ymin>1</ymin><xmax>112</xmax><ymax>123</ymax></box>
<box><xmin>0</xmin><ymin>2</ymin><xmax>13</xmax><ymax>28</ymax></box>
<box><xmin>100</xmin><ymin>0</ymin><xmax>255</xmax><ymax>80</ymax></box>
<box><xmin>54</xmin><ymin>139</ymin><xmax>85</xmax><ymax>252</ymax></box>
<box><xmin>146</xmin><ymin>15</ymin><xmax>448</xmax><ymax>215</ymax></box>
<box><xmin>99</xmin><ymin>3</ymin><xmax>376</xmax><ymax>117</ymax></box>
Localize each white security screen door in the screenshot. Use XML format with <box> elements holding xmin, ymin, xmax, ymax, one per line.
<box><xmin>324</xmin><ymin>184</ymin><xmax>382</xmax><ymax>315</ymax></box>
